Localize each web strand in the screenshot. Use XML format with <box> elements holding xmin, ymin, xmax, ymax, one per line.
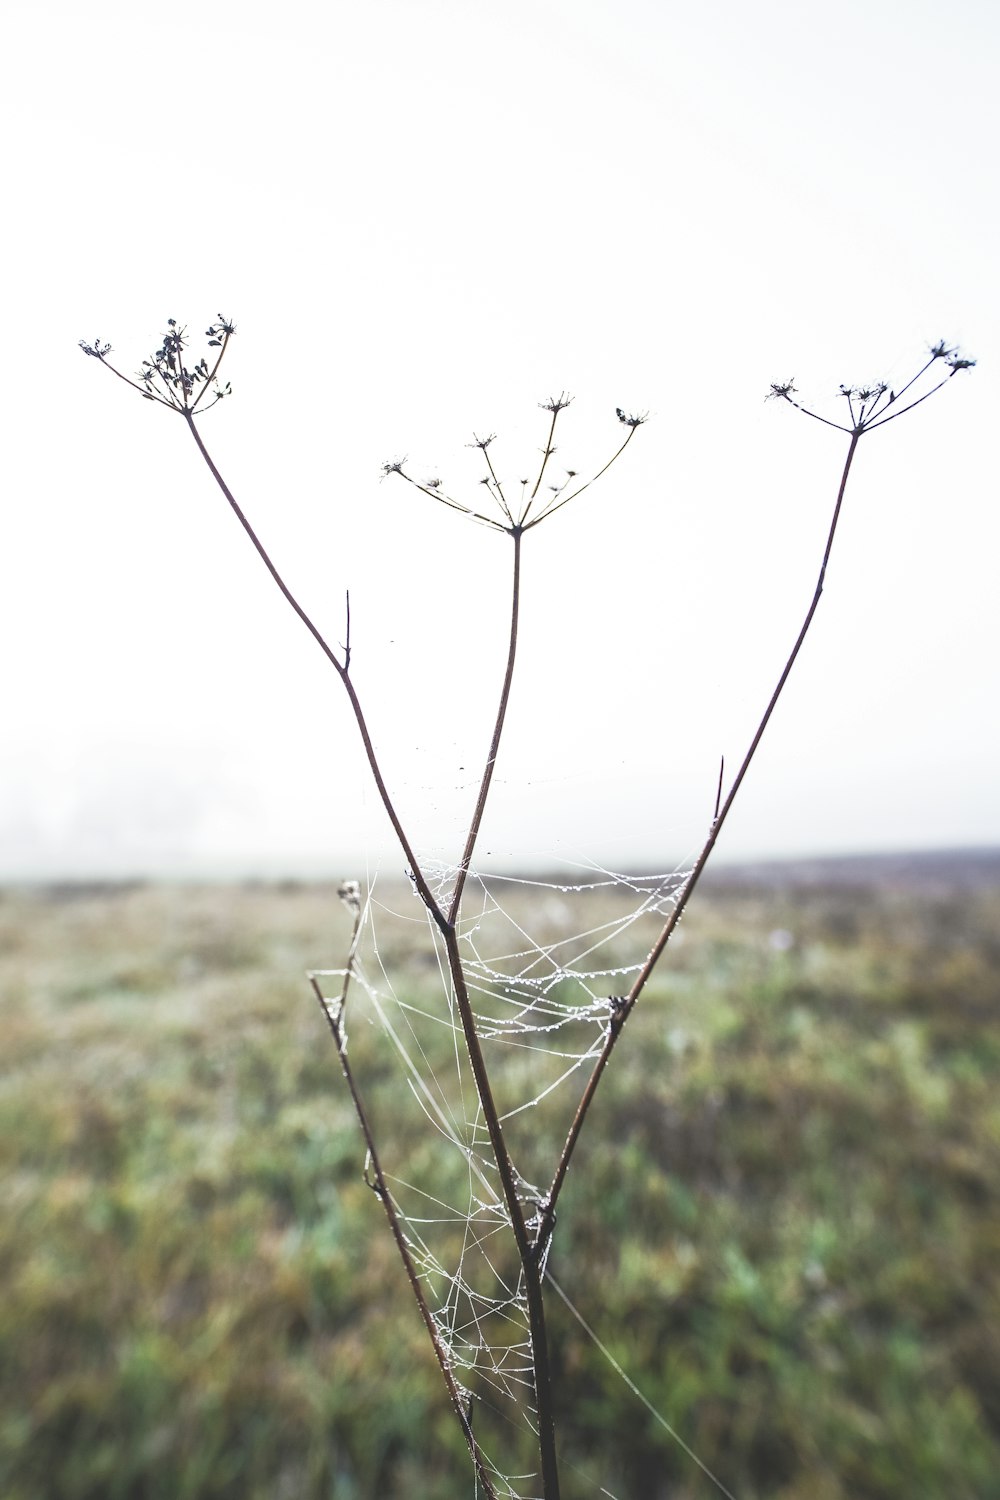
<box><xmin>312</xmin><ymin>860</ymin><xmax>691</xmax><ymax>1496</ymax></box>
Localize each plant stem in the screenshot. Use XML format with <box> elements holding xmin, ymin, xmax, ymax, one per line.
<box><xmin>184</xmin><ymin>415</ymin><xmax>559</xmax><ymax>1493</ymax></box>
<box><xmin>182</xmin><ymin>413</ymin><xmax>441</xmax><ymax>921</ymax></box>
<box><xmin>308</xmin><ymin>963</ymin><xmax>499</xmax><ymax>1499</ymax></box>
<box><xmin>190</xmin><ymin>328</ymin><xmax>233</xmax><ymax>412</ymax></box>
<box><xmin>537</xmin><ymin>427</ymin><xmax>863</xmax><ymax>1248</ymax></box>
<box><xmin>448</xmin><ymin>529</ymin><xmax>522</xmax><ymax>923</ymax></box>
<box><xmin>530</xmin><ymin>407</ymin><xmax>561</xmax><ymax>501</ymax></box>
<box><xmin>524</xmin><ymin>422</ymin><xmax>639</xmax><ymax>528</ymax></box>
<box><xmin>441</xmin><ymin>528</ymin><xmax>561</xmax><ymax>1495</ymax></box>
<box><xmin>442</xmin><ymin>931</ymin><xmax>562</xmax><ymax>1499</ymax></box>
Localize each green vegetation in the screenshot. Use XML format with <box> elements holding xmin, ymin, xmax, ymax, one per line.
<box><xmin>74</xmin><ymin>323</ymin><xmax>980</xmax><ymax>1496</ymax></box>
<box><xmin>2</xmin><ymin>866</ymin><xmax>997</xmax><ymax>1499</ymax></box>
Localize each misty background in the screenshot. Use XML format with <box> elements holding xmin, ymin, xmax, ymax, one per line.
<box><xmin>3</xmin><ymin>0</ymin><xmax>997</xmax><ymax>879</ymax></box>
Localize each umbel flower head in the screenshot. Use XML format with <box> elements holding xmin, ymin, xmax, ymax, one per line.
<box><xmin>79</xmin><ymin>317</ymin><xmax>236</xmax><ymax>416</ymax></box>
<box><xmin>767</xmin><ymin>340</ymin><xmax>975</xmax><ymax>435</ymax></box>
<box><xmin>383</xmin><ymin>395</ymin><xmax>646</xmax><ymax>534</ymax></box>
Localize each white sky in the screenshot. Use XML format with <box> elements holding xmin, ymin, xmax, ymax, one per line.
<box><xmin>3</xmin><ymin>0</ymin><xmax>997</xmax><ymax>878</ymax></box>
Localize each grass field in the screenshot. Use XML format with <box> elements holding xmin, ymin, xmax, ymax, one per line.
<box><xmin>2</xmin><ymin>854</ymin><xmax>998</xmax><ymax>1499</ymax></box>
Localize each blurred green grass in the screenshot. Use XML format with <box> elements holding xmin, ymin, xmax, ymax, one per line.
<box><xmin>1</xmin><ymin>869</ymin><xmax>997</xmax><ymax>1499</ymax></box>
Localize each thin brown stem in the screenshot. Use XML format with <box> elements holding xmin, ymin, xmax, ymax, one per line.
<box><xmin>867</xmin><ymin>376</ymin><xmax>950</xmax><ymax>429</ymax></box>
<box><xmin>100</xmin><ymin>356</ymin><xmax>179</xmax><ymax>410</ymax></box>
<box><xmin>537</xmin><ymin>428</ymin><xmax>863</xmax><ymax>1250</ymax></box>
<box><xmin>530</xmin><ymin>407</ymin><xmax>562</xmax><ymax>502</ymax></box>
<box><xmin>440</xmin><ymin>928</ymin><xmax>561</xmax><ymax>1499</ymax></box>
<box><xmin>308</xmin><ymin>950</ymin><xmax>499</xmax><ymax>1498</ymax></box>
<box><xmin>780</xmin><ymin>397</ymin><xmax>851</xmax><ymax>434</ymax></box>
<box><xmin>882</xmin><ymin>353</ymin><xmax>939</xmax><ymax>409</ymax></box>
<box><xmin>397</xmin><ymin>469</ymin><xmax>506</xmax><ymax>530</ymax></box>
<box><xmin>448</xmin><ymin>530</ymin><xmax>522</xmax><ymax>923</ymax></box>
<box><xmin>844</xmin><ymin>390</ymin><xmax>857</xmax><ymax>429</ymax></box>
<box><xmin>713</xmin><ymin>755</ymin><xmax>725</xmax><ymax>822</ymax></box>
<box><xmin>184</xmin><ymin>412</ymin><xmax>558</xmax><ymax>1490</ymax></box>
<box><xmin>182</xmin><ymin>414</ymin><xmax>443</xmax><ymax>925</ymax></box>
<box><xmin>190</xmin><ymin>328</ymin><xmax>233</xmax><ymax>412</ymax></box>
<box><xmin>440</xmin><ymin>526</ymin><xmax>560</xmax><ymax>1493</ymax></box>
<box><xmin>525</xmin><ymin>422</ymin><xmax>639</xmax><ymax>528</ymax></box>
<box><xmin>482</xmin><ymin>447</ymin><xmax>513</xmax><ymax>524</ymax></box>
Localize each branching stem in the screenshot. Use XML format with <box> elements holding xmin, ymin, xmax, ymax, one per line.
<box><xmin>441</xmin><ymin>524</ymin><xmax>560</xmax><ymax>1495</ymax></box>
<box><xmin>537</xmin><ymin>427</ymin><xmax>863</xmax><ymax>1248</ymax></box>
<box><xmin>442</xmin><ymin>928</ymin><xmax>562</xmax><ymax>1498</ymax></box>
<box><xmin>182</xmin><ymin>413</ymin><xmax>441</xmax><ymax>922</ymax></box>
<box><xmin>525</xmin><ymin>422</ymin><xmax>639</xmax><ymax>528</ymax></box>
<box><xmin>184</xmin><ymin>412</ymin><xmax>560</xmax><ymax>1495</ymax></box>
<box><xmin>307</xmin><ymin>944</ymin><xmax>499</xmax><ymax>1498</ymax></box>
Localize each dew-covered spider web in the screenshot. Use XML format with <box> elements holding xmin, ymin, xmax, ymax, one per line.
<box><xmin>310</xmin><ymin>857</ymin><xmax>711</xmax><ymax>1498</ymax></box>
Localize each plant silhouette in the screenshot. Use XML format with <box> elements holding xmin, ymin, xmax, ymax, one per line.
<box><xmin>81</xmin><ymin>321</ymin><xmax>974</xmax><ymax>1498</ymax></box>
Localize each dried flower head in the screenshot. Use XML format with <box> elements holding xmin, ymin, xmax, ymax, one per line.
<box><xmin>338</xmin><ymin>880</ymin><xmax>361</xmax><ymax>913</ymax></box>
<box><xmin>205</xmin><ymin>317</ymin><xmax>236</xmax><ymax>344</ymax></box>
<box><xmin>79</xmin><ymin>315</ymin><xmax>235</xmax><ymax>416</ymax></box>
<box><xmin>382</xmin><ymin>397</ymin><xmax>645</xmax><ymax>535</ymax></box>
<box><xmin>770</xmin><ymin>342</ymin><xmax>974</xmax><ymax>436</ymax></box>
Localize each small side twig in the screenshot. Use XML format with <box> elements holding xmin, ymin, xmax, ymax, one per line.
<box><xmin>308</xmin><ymin>885</ymin><xmax>499</xmax><ymax>1499</ymax></box>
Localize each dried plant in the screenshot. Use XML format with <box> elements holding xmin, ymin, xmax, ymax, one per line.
<box><xmin>81</xmin><ymin>321</ymin><xmax>973</xmax><ymax>1499</ymax></box>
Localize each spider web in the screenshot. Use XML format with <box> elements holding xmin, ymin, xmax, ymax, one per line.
<box><xmin>310</xmin><ymin>858</ymin><xmax>692</xmax><ymax>1497</ymax></box>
